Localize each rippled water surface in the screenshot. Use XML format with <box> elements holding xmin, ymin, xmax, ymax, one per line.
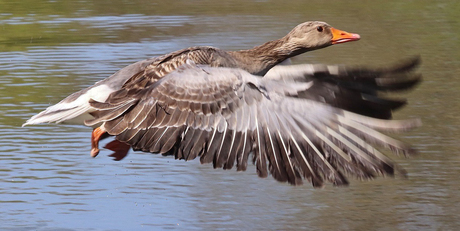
<box><xmin>1</xmin><ymin>0</ymin><xmax>460</xmax><ymax>230</ymax></box>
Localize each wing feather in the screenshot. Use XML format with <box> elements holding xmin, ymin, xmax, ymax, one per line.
<box><xmin>88</xmin><ymin>63</ymin><xmax>420</xmax><ymax>186</ymax></box>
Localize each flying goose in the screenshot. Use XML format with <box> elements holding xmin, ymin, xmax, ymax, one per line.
<box><xmin>23</xmin><ymin>21</ymin><xmax>422</xmax><ymax>186</ymax></box>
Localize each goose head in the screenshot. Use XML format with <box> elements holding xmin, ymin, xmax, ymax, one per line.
<box><xmin>282</xmin><ymin>21</ymin><xmax>360</xmax><ymax>53</ymax></box>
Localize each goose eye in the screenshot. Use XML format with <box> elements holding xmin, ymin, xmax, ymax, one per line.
<box><xmin>316</xmin><ymin>26</ymin><xmax>323</xmax><ymax>32</ymax></box>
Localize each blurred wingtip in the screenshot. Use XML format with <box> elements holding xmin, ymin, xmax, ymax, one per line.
<box><xmin>389</xmin><ymin>55</ymin><xmax>422</xmax><ymax>73</ymax></box>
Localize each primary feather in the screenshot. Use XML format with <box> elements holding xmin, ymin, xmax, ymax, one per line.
<box><xmin>85</xmin><ymin>62</ymin><xmax>421</xmax><ymax>187</ymax></box>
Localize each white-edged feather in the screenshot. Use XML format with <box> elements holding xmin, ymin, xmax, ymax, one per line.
<box><xmin>23</xmin><ymin>84</ymin><xmax>114</xmax><ymax>127</ymax></box>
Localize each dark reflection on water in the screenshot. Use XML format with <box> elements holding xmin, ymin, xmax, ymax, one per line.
<box><xmin>1</xmin><ymin>0</ymin><xmax>460</xmax><ymax>230</ymax></box>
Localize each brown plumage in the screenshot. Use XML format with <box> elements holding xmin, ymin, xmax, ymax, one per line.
<box><xmin>85</xmin><ymin>60</ymin><xmax>421</xmax><ymax>187</ymax></box>
<box><xmin>23</xmin><ymin>21</ymin><xmax>422</xmax><ymax>187</ymax></box>
<box><xmin>24</xmin><ymin>21</ymin><xmax>359</xmax><ymax>127</ymax></box>
<box><xmin>24</xmin><ymin>21</ymin><xmax>360</xmax><ymax>158</ymax></box>
<box><xmin>119</xmin><ymin>21</ymin><xmax>361</xmax><ymax>89</ymax></box>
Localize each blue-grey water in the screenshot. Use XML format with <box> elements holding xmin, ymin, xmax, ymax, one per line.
<box><xmin>1</xmin><ymin>0</ymin><xmax>460</xmax><ymax>230</ymax></box>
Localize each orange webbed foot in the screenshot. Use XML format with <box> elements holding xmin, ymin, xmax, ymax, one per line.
<box><xmin>104</xmin><ymin>140</ymin><xmax>131</xmax><ymax>161</ymax></box>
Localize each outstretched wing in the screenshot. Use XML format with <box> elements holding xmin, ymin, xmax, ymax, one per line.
<box><xmin>266</xmin><ymin>56</ymin><xmax>421</xmax><ymax>119</ymax></box>
<box><xmin>86</xmin><ymin>63</ymin><xmax>420</xmax><ymax>187</ymax></box>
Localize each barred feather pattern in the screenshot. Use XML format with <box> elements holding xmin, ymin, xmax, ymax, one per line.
<box><xmin>121</xmin><ymin>46</ymin><xmax>239</xmax><ymax>90</ymax></box>
<box><xmin>86</xmin><ymin>63</ymin><xmax>421</xmax><ymax>187</ymax></box>
<box><xmin>22</xmin><ymin>47</ymin><xmax>240</xmax><ymax>126</ymax></box>
<box><xmin>23</xmin><ymin>21</ymin><xmax>361</xmax><ymax>127</ymax></box>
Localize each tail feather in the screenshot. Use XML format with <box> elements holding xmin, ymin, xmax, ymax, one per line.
<box><xmin>23</xmin><ymin>83</ymin><xmax>116</xmax><ymax>126</ymax></box>
<box><xmin>23</xmin><ymin>103</ymin><xmax>92</xmax><ymax>126</ymax></box>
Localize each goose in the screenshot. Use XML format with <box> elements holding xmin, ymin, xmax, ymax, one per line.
<box><xmin>23</xmin><ymin>21</ymin><xmax>422</xmax><ymax>186</ymax></box>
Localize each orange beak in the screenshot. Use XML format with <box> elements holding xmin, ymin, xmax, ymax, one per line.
<box><xmin>330</xmin><ymin>27</ymin><xmax>360</xmax><ymax>44</ymax></box>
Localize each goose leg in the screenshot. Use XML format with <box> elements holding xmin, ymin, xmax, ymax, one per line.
<box><xmin>90</xmin><ymin>126</ymin><xmax>107</xmax><ymax>157</ymax></box>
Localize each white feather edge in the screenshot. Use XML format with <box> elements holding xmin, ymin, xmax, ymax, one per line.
<box><xmin>23</xmin><ymin>84</ymin><xmax>115</xmax><ymax>127</ymax></box>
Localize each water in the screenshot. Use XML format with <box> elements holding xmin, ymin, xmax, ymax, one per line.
<box><xmin>1</xmin><ymin>0</ymin><xmax>460</xmax><ymax>230</ymax></box>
